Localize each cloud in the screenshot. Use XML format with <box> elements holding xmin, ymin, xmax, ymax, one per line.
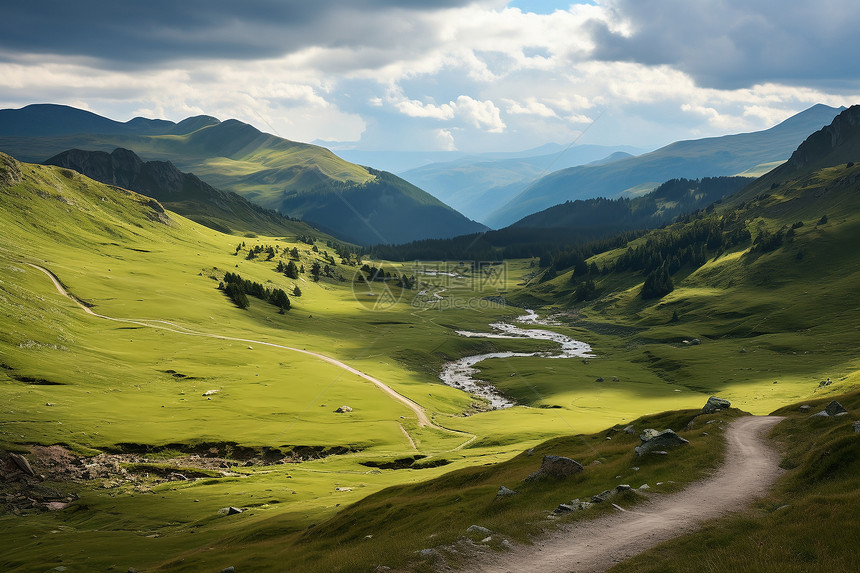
<box><xmin>586</xmin><ymin>0</ymin><xmax>860</xmax><ymax>89</ymax></box>
<box><xmin>0</xmin><ymin>1</ymin><xmax>480</xmax><ymax>65</ymax></box>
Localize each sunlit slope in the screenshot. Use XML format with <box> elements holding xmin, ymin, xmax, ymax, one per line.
<box><xmin>0</xmin><ymin>152</ymin><xmax>429</xmax><ymax>452</ymax></box>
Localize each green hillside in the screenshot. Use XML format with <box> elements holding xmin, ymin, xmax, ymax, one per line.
<box><xmin>0</xmin><ymin>105</ymin><xmax>486</xmax><ymax>245</ymax></box>
<box><xmin>487</xmin><ymin>104</ymin><xmax>844</xmax><ymax>228</ymax></box>
<box><xmin>44</xmin><ymin>147</ymin><xmax>323</xmax><ymax>237</ymax></box>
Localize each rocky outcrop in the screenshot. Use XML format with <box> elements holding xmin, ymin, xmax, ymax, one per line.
<box><xmin>526</xmin><ymin>455</ymin><xmax>583</xmax><ymax>481</ymax></box>
<box><xmin>810</xmin><ymin>401</ymin><xmax>849</xmax><ymax>418</ymax></box>
<box><xmin>0</xmin><ymin>152</ymin><xmax>23</xmax><ymax>186</ymax></box>
<box><xmin>703</xmin><ymin>396</ymin><xmax>731</xmax><ymax>414</ymax></box>
<box><xmin>635</xmin><ymin>429</ymin><xmax>689</xmax><ymax>456</ymax></box>
<box><xmin>783</xmin><ymin>105</ymin><xmax>860</xmax><ymax>171</ymax></box>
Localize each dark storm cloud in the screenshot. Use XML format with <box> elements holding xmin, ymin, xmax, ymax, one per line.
<box><xmin>0</xmin><ymin>0</ymin><xmax>474</xmax><ymax>64</ymax></box>
<box><xmin>587</xmin><ymin>0</ymin><xmax>860</xmax><ymax>89</ymax></box>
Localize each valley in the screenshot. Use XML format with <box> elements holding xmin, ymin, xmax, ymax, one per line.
<box><xmin>2</xmin><ymin>103</ymin><xmax>860</xmax><ymax>572</ymax></box>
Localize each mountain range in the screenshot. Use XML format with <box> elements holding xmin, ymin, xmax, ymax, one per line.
<box><xmin>397</xmin><ymin>144</ymin><xmax>643</xmax><ymax>224</ymax></box>
<box><xmin>0</xmin><ymin>104</ymin><xmax>486</xmax><ymax>245</ymax></box>
<box><xmin>485</xmin><ymin>104</ymin><xmax>846</xmax><ymax>228</ymax></box>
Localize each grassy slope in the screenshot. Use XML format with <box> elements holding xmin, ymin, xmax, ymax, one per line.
<box><xmin>1</xmin><ymin>153</ymin><xmax>724</xmax><ymax>571</ymax></box>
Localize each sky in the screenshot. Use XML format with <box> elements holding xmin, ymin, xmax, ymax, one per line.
<box><xmin>1</xmin><ymin>0</ymin><xmax>858</xmax><ymax>153</ymax></box>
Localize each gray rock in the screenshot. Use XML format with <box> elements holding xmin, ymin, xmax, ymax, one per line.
<box><xmin>639</xmin><ymin>484</ymin><xmax>650</xmax><ymax>490</ymax></box>
<box><xmin>635</xmin><ymin>429</ymin><xmax>689</xmax><ymax>456</ymax></box>
<box><xmin>614</xmin><ymin>484</ymin><xmax>633</xmax><ymax>493</ymax></box>
<box><xmin>9</xmin><ymin>453</ymin><xmax>35</xmax><ymax>476</ymax></box>
<box><xmin>623</xmin><ymin>425</ymin><xmax>635</xmax><ymax>434</ymax></box>
<box><xmin>496</xmin><ymin>485</ymin><xmax>519</xmax><ymax>497</ymax></box>
<box><xmin>554</xmin><ymin>503</ymin><xmax>574</xmax><ymax>513</ymax></box>
<box><xmin>335</xmin><ymin>405</ymin><xmax>353</xmax><ymax>413</ymax></box>
<box><xmin>853</xmin><ymin>421</ymin><xmax>860</xmax><ymax>433</ymax></box>
<box><xmin>220</xmin><ymin>568</ymin><xmax>235</xmax><ymax>573</ymax></box>
<box><xmin>702</xmin><ymin>396</ymin><xmax>731</xmax><ymax>414</ymax></box>
<box><xmin>466</xmin><ymin>525</ymin><xmax>493</xmax><ymax>538</ymax></box>
<box><xmin>639</xmin><ymin>428</ymin><xmax>660</xmax><ymax>442</ymax></box>
<box><xmin>501</xmin><ymin>539</ymin><xmax>513</xmax><ymax>549</ymax></box>
<box><xmin>592</xmin><ymin>490</ymin><xmax>613</xmax><ymax>503</ymax></box>
<box><xmin>417</xmin><ymin>548</ymin><xmax>439</xmax><ymax>558</ymax></box>
<box><xmin>526</xmin><ymin>455</ymin><xmax>583</xmax><ymax>481</ymax></box>
<box><xmin>798</xmin><ymin>404</ymin><xmax>812</xmax><ymax>413</ymax></box>
<box><xmin>809</xmin><ymin>410</ymin><xmax>829</xmax><ymax>418</ymax></box>
<box><xmin>226</xmin><ymin>506</ymin><xmax>244</xmax><ymax>515</ymax></box>
<box><xmin>825</xmin><ymin>401</ymin><xmax>848</xmax><ymax>416</ymax></box>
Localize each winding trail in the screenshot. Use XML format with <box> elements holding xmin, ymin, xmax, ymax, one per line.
<box><xmin>472</xmin><ymin>415</ymin><xmax>785</xmax><ymax>573</ymax></box>
<box><xmin>27</xmin><ymin>263</ymin><xmax>439</xmax><ymax>429</ymax></box>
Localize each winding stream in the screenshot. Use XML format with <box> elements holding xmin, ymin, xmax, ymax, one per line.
<box><xmin>439</xmin><ymin>310</ymin><xmax>594</xmax><ymax>409</ymax></box>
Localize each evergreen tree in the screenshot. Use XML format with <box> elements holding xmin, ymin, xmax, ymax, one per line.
<box><xmin>311</xmin><ymin>261</ymin><xmax>321</xmax><ymax>281</ymax></box>
<box><xmin>293</xmin><ymin>285</ymin><xmax>302</xmax><ymax>297</ymax></box>
<box><xmin>285</xmin><ymin>261</ymin><xmax>299</xmax><ymax>279</ymax></box>
<box><xmin>641</xmin><ymin>266</ymin><xmax>674</xmax><ymax>299</ymax></box>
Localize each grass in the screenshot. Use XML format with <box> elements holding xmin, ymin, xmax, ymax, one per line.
<box><xmin>2</xmin><ymin>152</ymin><xmax>859</xmax><ymax>571</ymax></box>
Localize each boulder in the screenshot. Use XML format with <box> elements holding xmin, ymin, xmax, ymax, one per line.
<box><xmin>639</xmin><ymin>429</ymin><xmax>660</xmax><ymax>442</ymax></box>
<box><xmin>809</xmin><ymin>410</ymin><xmax>829</xmax><ymax>418</ymax></box>
<box><xmin>853</xmin><ymin>421</ymin><xmax>860</xmax><ymax>434</ymax></box>
<box><xmin>220</xmin><ymin>568</ymin><xmax>235</xmax><ymax>573</ymax></box>
<box><xmin>825</xmin><ymin>401</ymin><xmax>848</xmax><ymax>416</ymax></box>
<box><xmin>591</xmin><ymin>490</ymin><xmax>613</xmax><ymax>503</ymax></box>
<box><xmin>635</xmin><ymin>429</ymin><xmax>689</xmax><ymax>456</ymax></box>
<box><xmin>553</xmin><ymin>503</ymin><xmax>574</xmax><ymax>513</ymax></box>
<box><xmin>9</xmin><ymin>453</ymin><xmax>35</xmax><ymax>476</ymax></box>
<box><xmin>614</xmin><ymin>484</ymin><xmax>634</xmax><ymax>493</ymax></box>
<box><xmin>222</xmin><ymin>506</ymin><xmax>244</xmax><ymax>515</ymax></box>
<box><xmin>335</xmin><ymin>405</ymin><xmax>353</xmax><ymax>413</ymax></box>
<box><xmin>466</xmin><ymin>525</ymin><xmax>493</xmax><ymax>539</ymax></box>
<box><xmin>798</xmin><ymin>404</ymin><xmax>812</xmax><ymax>413</ymax></box>
<box><xmin>496</xmin><ymin>485</ymin><xmax>519</xmax><ymax>497</ymax></box>
<box><xmin>702</xmin><ymin>396</ymin><xmax>731</xmax><ymax>414</ymax></box>
<box><xmin>526</xmin><ymin>455</ymin><xmax>583</xmax><ymax>481</ymax></box>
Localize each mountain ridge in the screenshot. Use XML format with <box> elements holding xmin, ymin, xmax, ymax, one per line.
<box><xmin>0</xmin><ymin>104</ymin><xmax>486</xmax><ymax>245</ymax></box>
<box><xmin>486</xmin><ymin>104</ymin><xmax>846</xmax><ymax>227</ymax></box>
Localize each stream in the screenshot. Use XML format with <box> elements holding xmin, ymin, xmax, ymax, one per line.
<box><xmin>438</xmin><ymin>310</ymin><xmax>594</xmax><ymax>409</ymax></box>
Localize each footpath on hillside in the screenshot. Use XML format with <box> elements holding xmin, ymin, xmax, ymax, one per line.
<box><xmin>470</xmin><ymin>415</ymin><xmax>784</xmax><ymax>573</ymax></box>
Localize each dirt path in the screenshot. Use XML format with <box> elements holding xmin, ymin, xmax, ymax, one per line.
<box><xmin>473</xmin><ymin>415</ymin><xmax>784</xmax><ymax>573</ymax></box>
<box><xmin>28</xmin><ymin>263</ymin><xmax>441</xmax><ymax>430</ymax></box>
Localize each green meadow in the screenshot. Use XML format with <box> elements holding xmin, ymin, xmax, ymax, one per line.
<box><xmin>2</xmin><ymin>152</ymin><xmax>859</xmax><ymax>571</ymax></box>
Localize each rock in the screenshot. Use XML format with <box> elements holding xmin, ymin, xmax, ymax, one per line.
<box><xmin>526</xmin><ymin>455</ymin><xmax>584</xmax><ymax>481</ymax></box>
<box><xmin>45</xmin><ymin>502</ymin><xmax>70</xmax><ymax>511</ymax></box>
<box><xmin>853</xmin><ymin>421</ymin><xmax>860</xmax><ymax>433</ymax></box>
<box><xmin>809</xmin><ymin>410</ymin><xmax>829</xmax><ymax>418</ymax></box>
<box><xmin>614</xmin><ymin>484</ymin><xmax>633</xmax><ymax>493</ymax></box>
<box><xmin>639</xmin><ymin>428</ymin><xmax>660</xmax><ymax>441</ymax></box>
<box><xmin>639</xmin><ymin>484</ymin><xmax>650</xmax><ymax>490</ymax></box>
<box><xmin>417</xmin><ymin>548</ymin><xmax>438</xmax><ymax>558</ymax></box>
<box><xmin>202</xmin><ymin>389</ymin><xmax>219</xmax><ymax>396</ymax></box>
<box><xmin>335</xmin><ymin>487</ymin><xmax>352</xmax><ymax>492</ymax></box>
<box><xmin>690</xmin><ymin>338</ymin><xmax>701</xmax><ymax>345</ymax></box>
<box><xmin>220</xmin><ymin>567</ymin><xmax>236</xmax><ymax>573</ymax></box>
<box><xmin>501</xmin><ymin>539</ymin><xmax>513</xmax><ymax>549</ymax></box>
<box><xmin>496</xmin><ymin>485</ymin><xmax>519</xmax><ymax>497</ymax></box>
<box><xmin>335</xmin><ymin>405</ymin><xmax>353</xmax><ymax>413</ymax></box>
<box><xmin>9</xmin><ymin>453</ymin><xmax>35</xmax><ymax>476</ymax></box>
<box><xmin>623</xmin><ymin>425</ymin><xmax>635</xmax><ymax>434</ymax></box>
<box><xmin>635</xmin><ymin>429</ymin><xmax>689</xmax><ymax>456</ymax></box>
<box><xmin>592</xmin><ymin>490</ymin><xmax>613</xmax><ymax>503</ymax></box>
<box><xmin>825</xmin><ymin>401</ymin><xmax>848</xmax><ymax>416</ymax></box>
<box><xmin>553</xmin><ymin>503</ymin><xmax>574</xmax><ymax>513</ymax></box>
<box><xmin>702</xmin><ymin>396</ymin><xmax>731</xmax><ymax>414</ymax></box>
<box><xmin>466</xmin><ymin>525</ymin><xmax>493</xmax><ymax>538</ymax></box>
<box><xmin>798</xmin><ymin>404</ymin><xmax>812</xmax><ymax>413</ymax></box>
<box><xmin>596</xmin><ymin>377</ymin><xmax>604</xmax><ymax>382</ymax></box>
<box><xmin>222</xmin><ymin>506</ymin><xmax>244</xmax><ymax>515</ymax></box>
